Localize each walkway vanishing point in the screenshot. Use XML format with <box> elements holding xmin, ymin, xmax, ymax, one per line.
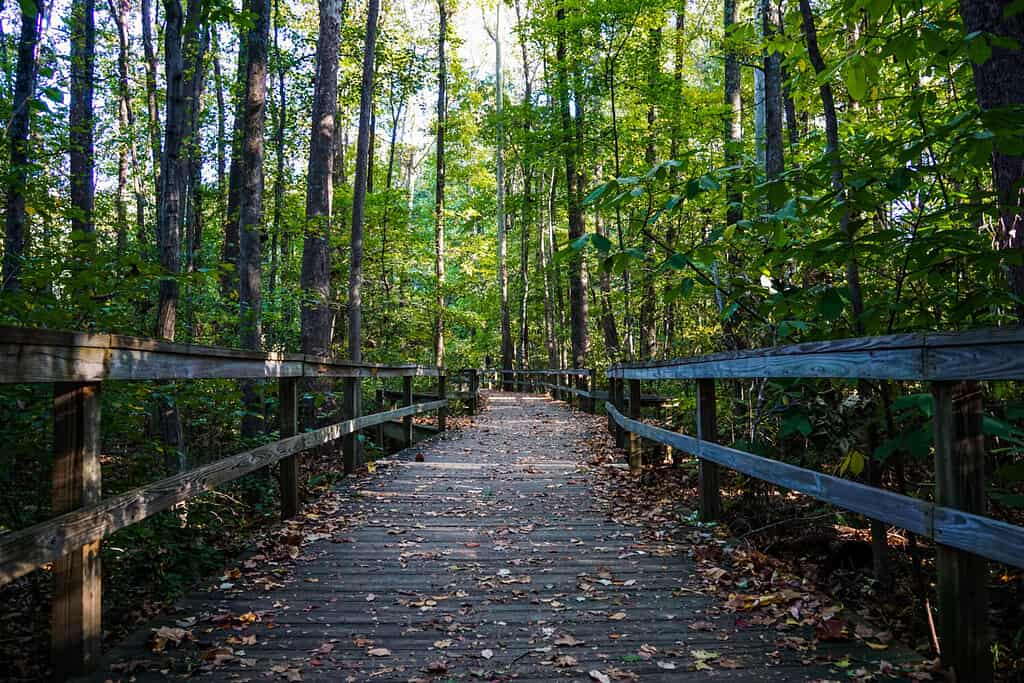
<box><xmin>91</xmin><ymin>391</ymin><xmax>918</xmax><ymax>682</ymax></box>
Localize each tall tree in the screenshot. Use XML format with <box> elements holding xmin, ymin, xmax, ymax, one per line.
<box><xmin>108</xmin><ymin>0</ymin><xmax>146</xmax><ymax>253</ymax></box>
<box><xmin>349</xmin><ymin>0</ymin><xmax>380</xmax><ymax>367</ymax></box>
<box><xmin>958</xmin><ymin>0</ymin><xmax>1024</xmax><ymax>319</ymax></box>
<box><xmin>154</xmin><ymin>0</ymin><xmax>203</xmax><ymax>471</ymax></box>
<box><xmin>433</xmin><ymin>0</ymin><xmax>448</xmax><ymax>367</ymax></box>
<box><xmin>799</xmin><ymin>0</ymin><xmax>885</xmax><ymax>588</ymax></box>
<box><xmin>761</xmin><ymin>0</ymin><xmax>784</xmax><ymax>184</ymax></box>
<box><xmin>492</xmin><ymin>4</ymin><xmax>513</xmax><ymax>388</ymax></box>
<box><xmin>555</xmin><ymin>2</ymin><xmax>589</xmax><ymax>371</ymax></box>
<box><xmin>299</xmin><ymin>0</ymin><xmax>341</xmax><ymax>367</ymax></box>
<box><xmin>238</xmin><ymin>0</ymin><xmax>272</xmax><ymax>437</ymax></box>
<box><xmin>69</xmin><ymin>0</ymin><xmax>96</xmax><ymax>312</ymax></box>
<box><xmin>220</xmin><ymin>32</ymin><xmax>248</xmax><ymax>305</ymax></box>
<box><xmin>2</xmin><ymin>2</ymin><xmax>44</xmax><ymax>292</ymax></box>
<box><xmin>140</xmin><ymin>0</ymin><xmax>162</xmax><ymax>201</ymax></box>
<box><xmin>344</xmin><ymin>0</ymin><xmax>379</xmax><ymax>471</ymax></box>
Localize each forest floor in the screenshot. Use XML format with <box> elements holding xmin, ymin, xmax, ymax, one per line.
<box><xmin>73</xmin><ymin>391</ymin><xmax>938</xmax><ymax>681</ymax></box>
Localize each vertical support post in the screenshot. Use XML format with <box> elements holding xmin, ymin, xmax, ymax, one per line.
<box><xmin>402</xmin><ymin>376</ymin><xmax>414</xmax><ymax>447</ymax></box>
<box><xmin>607</xmin><ymin>376</ymin><xmax>616</xmax><ymax>435</ymax></box>
<box><xmin>279</xmin><ymin>377</ymin><xmax>300</xmax><ymax>519</ymax></box>
<box><xmin>696</xmin><ymin>378</ymin><xmax>721</xmax><ymax>521</ymax></box>
<box><xmin>932</xmin><ymin>381</ymin><xmax>990</xmax><ymax>682</ymax></box>
<box><xmin>52</xmin><ymin>381</ymin><xmax>102</xmax><ymax>678</ymax></box>
<box><xmin>374</xmin><ymin>387</ymin><xmax>386</xmax><ymax>453</ymax></box>
<box><xmin>469</xmin><ymin>369</ymin><xmax>479</xmax><ymax>415</ymax></box>
<box><xmin>612</xmin><ymin>377</ymin><xmax>626</xmax><ymax>449</ymax></box>
<box><xmin>342</xmin><ymin>376</ymin><xmax>360</xmax><ymax>474</ymax></box>
<box><xmin>438</xmin><ymin>373</ymin><xmax>448</xmax><ymax>432</ymax></box>
<box><xmin>628</xmin><ymin>378</ymin><xmax>642</xmax><ymax>473</ymax></box>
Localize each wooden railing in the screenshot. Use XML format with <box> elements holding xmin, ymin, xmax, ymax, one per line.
<box><xmin>591</xmin><ymin>328</ymin><xmax>1024</xmax><ymax>681</ymax></box>
<box><xmin>0</xmin><ymin>325</ymin><xmax>468</xmax><ymax>678</ymax></box>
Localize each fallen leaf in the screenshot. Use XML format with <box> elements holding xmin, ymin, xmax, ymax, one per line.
<box><xmin>554</xmin><ymin>634</ymin><xmax>585</xmax><ymax>647</ymax></box>
<box><xmin>367</xmin><ymin>647</ymin><xmax>391</xmax><ymax>657</ymax></box>
<box><xmin>609</xmin><ymin>611</ymin><xmax>627</xmax><ymax>621</ymax></box>
<box><xmin>588</xmin><ymin>671</ymin><xmax>611</xmax><ymax>683</ymax></box>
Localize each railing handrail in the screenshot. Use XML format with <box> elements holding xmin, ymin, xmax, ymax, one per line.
<box><xmin>606</xmin><ymin>326</ymin><xmax>1024</xmax><ymax>381</ymax></box>
<box><xmin>0</xmin><ymin>325</ymin><xmax>443</xmax><ymax>383</ymax></box>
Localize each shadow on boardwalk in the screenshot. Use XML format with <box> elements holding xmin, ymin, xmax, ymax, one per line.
<box><xmin>88</xmin><ymin>392</ymin><xmax>919</xmax><ymax>682</ymax></box>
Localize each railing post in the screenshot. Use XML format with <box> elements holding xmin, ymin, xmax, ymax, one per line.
<box><xmin>402</xmin><ymin>376</ymin><xmax>414</xmax><ymax>447</ymax></box>
<box><xmin>438</xmin><ymin>372</ymin><xmax>447</xmax><ymax>432</ymax></box>
<box><xmin>607</xmin><ymin>375</ymin><xmax>616</xmax><ymax>435</ymax></box>
<box><xmin>52</xmin><ymin>381</ymin><xmax>102</xmax><ymax>678</ymax></box>
<box><xmin>612</xmin><ymin>377</ymin><xmax>626</xmax><ymax>449</ymax></box>
<box><xmin>342</xmin><ymin>377</ymin><xmax>360</xmax><ymax>474</ymax></box>
<box><xmin>279</xmin><ymin>377</ymin><xmax>300</xmax><ymax>519</ymax></box>
<box><xmin>374</xmin><ymin>387</ymin><xmax>386</xmax><ymax>453</ymax></box>
<box><xmin>696</xmin><ymin>378</ymin><xmax>721</xmax><ymax>521</ymax></box>
<box><xmin>628</xmin><ymin>378</ymin><xmax>642</xmax><ymax>473</ymax></box>
<box><xmin>469</xmin><ymin>369</ymin><xmax>479</xmax><ymax>415</ymax></box>
<box><xmin>932</xmin><ymin>380</ymin><xmax>990</xmax><ymax>682</ymax></box>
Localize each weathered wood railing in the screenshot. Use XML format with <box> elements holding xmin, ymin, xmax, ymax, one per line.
<box><xmin>0</xmin><ymin>325</ymin><xmax>458</xmax><ymax>678</ymax></box>
<box><xmin>597</xmin><ymin>328</ymin><xmax>1024</xmax><ymax>681</ymax></box>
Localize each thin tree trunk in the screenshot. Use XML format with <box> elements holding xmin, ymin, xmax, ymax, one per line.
<box><xmin>494</xmin><ymin>4</ymin><xmax>512</xmax><ymax>386</ymax></box>
<box><xmin>349</xmin><ymin>0</ymin><xmax>379</xmax><ymax>364</ymax></box>
<box><xmin>141</xmin><ymin>0</ymin><xmax>161</xmax><ymax>201</ymax></box>
<box><xmin>556</xmin><ymin>3</ymin><xmax>589</xmax><ymax>371</ymax></box>
<box><xmin>69</xmin><ymin>0</ymin><xmax>95</xmax><ymax>239</ymax></box>
<box><xmin>639</xmin><ymin>26</ymin><xmax>660</xmax><ymax>360</ymax></box>
<box><xmin>108</xmin><ymin>0</ymin><xmax>145</xmax><ymax>253</ymax></box>
<box><xmin>213</xmin><ymin>34</ymin><xmax>227</xmax><ymax>221</ymax></box>
<box><xmin>184</xmin><ymin>25</ymin><xmax>208</xmax><ymax>276</ymax></box>
<box><xmin>2</xmin><ymin>2</ymin><xmax>43</xmax><ymax>292</ymax></box>
<box><xmin>799</xmin><ymin>0</ymin><xmax>886</xmax><ymax>585</ymax></box>
<box><xmin>238</xmin><ymin>0</ymin><xmax>271</xmax><ymax>438</ymax></box>
<box><xmin>269</xmin><ymin>0</ymin><xmax>286</xmax><ymax>299</ymax></box>
<box><xmin>433</xmin><ymin>0</ymin><xmax>447</xmax><ymax>367</ymax></box>
<box><xmin>762</xmin><ymin>0</ymin><xmax>784</xmax><ymax>184</ymax></box>
<box><xmin>219</xmin><ymin>32</ymin><xmax>248</xmax><ymax>304</ymax></box>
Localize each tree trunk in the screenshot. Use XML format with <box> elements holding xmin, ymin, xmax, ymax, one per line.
<box><xmin>958</xmin><ymin>0</ymin><xmax>1024</xmax><ymax>319</ymax></box>
<box><xmin>141</xmin><ymin>0</ymin><xmax>162</xmax><ymax>201</ymax></box>
<box><xmin>238</xmin><ymin>0</ymin><xmax>271</xmax><ymax>438</ymax></box>
<box><xmin>2</xmin><ymin>2</ymin><xmax>42</xmax><ymax>292</ymax></box>
<box><xmin>494</xmin><ymin>4</ymin><xmax>513</xmax><ymax>386</ymax></box>
<box><xmin>108</xmin><ymin>0</ymin><xmax>145</xmax><ymax>253</ymax></box>
<box><xmin>799</xmin><ymin>0</ymin><xmax>887</xmax><ymax>586</ymax></box>
<box><xmin>69</xmin><ymin>0</ymin><xmax>95</xmax><ymax>239</ymax></box>
<box><xmin>219</xmin><ymin>32</ymin><xmax>248</xmax><ymax>304</ymax></box>
<box><xmin>434</xmin><ymin>0</ymin><xmax>447</xmax><ymax>367</ymax></box>
<box><xmin>639</xmin><ymin>26</ymin><xmax>660</xmax><ymax>360</ymax></box>
<box><xmin>154</xmin><ymin>0</ymin><xmax>202</xmax><ymax>472</ymax></box>
<box><xmin>349</xmin><ymin>0</ymin><xmax>379</xmax><ymax>364</ymax></box>
<box><xmin>299</xmin><ymin>0</ymin><xmax>341</xmax><ymax>443</ymax></box>
<box><xmin>184</xmin><ymin>25</ymin><xmax>208</xmax><ymax>276</ymax></box>
<box><xmin>213</xmin><ymin>34</ymin><xmax>227</xmax><ymax>222</ymax></box>
<box><xmin>762</xmin><ymin>0</ymin><xmax>784</xmax><ymax>184</ymax></box>
<box><xmin>556</xmin><ymin>4</ymin><xmax>589</xmax><ymax>370</ymax></box>
<box><xmin>269</xmin><ymin>0</ymin><xmax>287</xmax><ymax>300</ymax></box>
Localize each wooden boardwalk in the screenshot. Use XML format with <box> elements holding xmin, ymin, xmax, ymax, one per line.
<box><xmin>91</xmin><ymin>392</ymin><xmax>915</xmax><ymax>682</ymax></box>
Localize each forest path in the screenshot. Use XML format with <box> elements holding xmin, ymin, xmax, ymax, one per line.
<box><xmin>91</xmin><ymin>392</ymin><xmax>911</xmax><ymax>682</ymax></box>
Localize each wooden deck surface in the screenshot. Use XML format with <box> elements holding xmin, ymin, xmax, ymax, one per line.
<box><xmin>88</xmin><ymin>392</ymin><xmax>917</xmax><ymax>681</ymax></box>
